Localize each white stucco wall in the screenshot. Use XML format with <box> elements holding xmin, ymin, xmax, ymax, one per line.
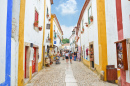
<box><xmin>121</xmin><ymin>0</ymin><xmax>130</xmax><ymax>83</ymax></box>
<box><xmin>105</xmin><ymin>0</ymin><xmax>118</xmax><ymax>67</ymax></box>
<box><xmin>44</xmin><ymin>0</ymin><xmax>51</xmax><ymax>50</ymax></box>
<box><xmin>53</xmin><ymin>19</ymin><xmax>62</xmax><ymax>50</ymax></box>
<box><xmin>11</xmin><ymin>0</ymin><xmax>21</xmax><ymax>85</ymax></box>
<box><xmin>80</xmin><ymin>0</ymin><xmax>99</xmax><ymax>65</ymax></box>
<box><xmin>24</xmin><ymin>0</ymin><xmax>45</xmax><ymax>64</ymax></box>
<box><xmin>0</xmin><ymin>0</ymin><xmax>7</xmax><ymax>83</ymax></box>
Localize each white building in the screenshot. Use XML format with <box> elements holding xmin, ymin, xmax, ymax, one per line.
<box><xmin>51</xmin><ymin>14</ymin><xmax>63</xmax><ymax>53</ymax></box>
<box><xmin>69</xmin><ymin>28</ymin><xmax>76</xmax><ymax>52</ymax></box>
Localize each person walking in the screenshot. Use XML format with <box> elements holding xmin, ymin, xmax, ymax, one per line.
<box><xmin>62</xmin><ymin>50</ymin><xmax>65</xmax><ymax>60</ymax></box>
<box><xmin>74</xmin><ymin>52</ymin><xmax>77</xmax><ymax>61</ymax></box>
<box><xmin>57</xmin><ymin>51</ymin><xmax>61</xmax><ymax>60</ymax></box>
<box><xmin>69</xmin><ymin>51</ymin><xmax>73</xmax><ymax>64</ymax></box>
<box><xmin>65</xmin><ymin>51</ymin><xmax>69</xmax><ymax>63</ymax></box>
<box><xmin>53</xmin><ymin>51</ymin><xmax>56</xmax><ymax>60</ymax></box>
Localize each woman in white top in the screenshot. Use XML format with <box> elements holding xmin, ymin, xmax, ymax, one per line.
<box><xmin>62</xmin><ymin>50</ymin><xmax>65</xmax><ymax>60</ymax></box>
<box><xmin>65</xmin><ymin>51</ymin><xmax>69</xmax><ymax>63</ymax></box>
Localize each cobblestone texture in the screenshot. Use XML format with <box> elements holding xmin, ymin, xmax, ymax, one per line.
<box><xmin>26</xmin><ymin>59</ymin><xmax>118</xmax><ymax>86</ymax></box>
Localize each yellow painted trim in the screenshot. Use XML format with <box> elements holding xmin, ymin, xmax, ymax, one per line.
<box><xmin>97</xmin><ymin>0</ymin><xmax>108</xmax><ymax>81</ymax></box>
<box><xmin>18</xmin><ymin>0</ymin><xmax>26</xmax><ymax>85</ymax></box>
<box><xmin>41</xmin><ymin>0</ymin><xmax>46</xmax><ymax>68</ymax></box>
<box><xmin>29</xmin><ymin>66</ymin><xmax>32</xmax><ymax>80</ymax></box>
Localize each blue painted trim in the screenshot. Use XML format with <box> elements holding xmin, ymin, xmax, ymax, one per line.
<box><xmin>5</xmin><ymin>0</ymin><xmax>13</xmax><ymax>85</ymax></box>
<box><xmin>0</xmin><ymin>0</ymin><xmax>12</xmax><ymax>85</ymax></box>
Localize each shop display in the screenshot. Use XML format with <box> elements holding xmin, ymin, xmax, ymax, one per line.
<box><xmin>115</xmin><ymin>39</ymin><xmax>128</xmax><ymax>70</ymax></box>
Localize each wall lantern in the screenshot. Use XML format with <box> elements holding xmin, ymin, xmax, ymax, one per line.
<box><xmin>72</xmin><ymin>31</ymin><xmax>75</xmax><ymax>34</ymax></box>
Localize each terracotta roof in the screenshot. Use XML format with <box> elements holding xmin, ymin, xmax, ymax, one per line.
<box><xmin>50</xmin><ymin>0</ymin><xmax>53</xmax><ymax>5</ymax></box>
<box><xmin>63</xmin><ymin>43</ymin><xmax>70</xmax><ymax>46</ymax></box>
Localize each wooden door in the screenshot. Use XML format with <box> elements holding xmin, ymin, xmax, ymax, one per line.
<box><xmin>32</xmin><ymin>47</ymin><xmax>36</xmax><ymax>74</ymax></box>
<box><xmin>25</xmin><ymin>47</ymin><xmax>27</xmax><ymax>78</ymax></box>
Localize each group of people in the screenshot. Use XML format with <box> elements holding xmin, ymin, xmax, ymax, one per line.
<box><xmin>62</xmin><ymin>50</ymin><xmax>78</xmax><ymax>64</ymax></box>
<box><xmin>53</xmin><ymin>50</ymin><xmax>78</xmax><ymax>64</ymax></box>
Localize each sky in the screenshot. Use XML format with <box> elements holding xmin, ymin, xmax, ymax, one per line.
<box><xmin>51</xmin><ymin>0</ymin><xmax>85</xmax><ymax>39</ymax></box>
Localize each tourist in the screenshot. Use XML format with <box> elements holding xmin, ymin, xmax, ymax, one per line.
<box><xmin>69</xmin><ymin>51</ymin><xmax>73</xmax><ymax>64</ymax></box>
<box><xmin>57</xmin><ymin>51</ymin><xmax>61</xmax><ymax>60</ymax></box>
<box><xmin>53</xmin><ymin>51</ymin><xmax>56</xmax><ymax>60</ymax></box>
<box><xmin>74</xmin><ymin>52</ymin><xmax>77</xmax><ymax>61</ymax></box>
<box><xmin>62</xmin><ymin>50</ymin><xmax>65</xmax><ymax>60</ymax></box>
<box><xmin>65</xmin><ymin>51</ymin><xmax>69</xmax><ymax>63</ymax></box>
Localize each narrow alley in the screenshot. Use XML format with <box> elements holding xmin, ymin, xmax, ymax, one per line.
<box><xmin>26</xmin><ymin>59</ymin><xmax>117</xmax><ymax>86</ymax></box>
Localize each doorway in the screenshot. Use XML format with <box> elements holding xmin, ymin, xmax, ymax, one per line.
<box><xmin>24</xmin><ymin>46</ymin><xmax>29</xmax><ymax>79</ymax></box>
<box><xmin>32</xmin><ymin>47</ymin><xmax>36</xmax><ymax>74</ymax></box>
<box><xmin>43</xmin><ymin>46</ymin><xmax>45</xmax><ymax>66</ymax></box>
<box><xmin>89</xmin><ymin>42</ymin><xmax>94</xmax><ymax>68</ymax></box>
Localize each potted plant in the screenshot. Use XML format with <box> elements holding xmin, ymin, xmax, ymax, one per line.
<box><xmin>48</xmin><ymin>38</ymin><xmax>51</xmax><ymax>40</ymax></box>
<box><xmin>85</xmin><ymin>23</ymin><xmax>88</xmax><ymax>27</ymax></box>
<box><xmin>90</xmin><ymin>16</ymin><xmax>93</xmax><ymax>22</ymax></box>
<box><xmin>34</xmin><ymin>21</ymin><xmax>38</xmax><ymax>27</ymax></box>
<box><xmin>49</xmin><ymin>18</ymin><xmax>51</xmax><ymax>21</ymax></box>
<box><xmin>47</xmin><ymin>14</ymin><xmax>49</xmax><ymax>18</ymax></box>
<box><xmin>82</xmin><ymin>27</ymin><xmax>84</xmax><ymax>31</ymax></box>
<box><xmin>39</xmin><ymin>26</ymin><xmax>42</xmax><ymax>31</ymax></box>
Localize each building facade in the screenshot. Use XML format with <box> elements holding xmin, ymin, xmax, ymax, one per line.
<box><xmin>76</xmin><ymin>0</ymin><xmax>130</xmax><ymax>85</ymax></box>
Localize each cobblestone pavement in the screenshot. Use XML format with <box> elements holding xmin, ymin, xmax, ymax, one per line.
<box><xmin>26</xmin><ymin>59</ymin><xmax>118</xmax><ymax>86</ymax></box>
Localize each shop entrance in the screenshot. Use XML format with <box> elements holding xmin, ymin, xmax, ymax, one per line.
<box><xmin>89</xmin><ymin>42</ymin><xmax>94</xmax><ymax>68</ymax></box>
<box><xmin>24</xmin><ymin>46</ymin><xmax>29</xmax><ymax>78</ymax></box>
<box><xmin>43</xmin><ymin>46</ymin><xmax>45</xmax><ymax>66</ymax></box>
<box><xmin>32</xmin><ymin>47</ymin><xmax>36</xmax><ymax>74</ymax></box>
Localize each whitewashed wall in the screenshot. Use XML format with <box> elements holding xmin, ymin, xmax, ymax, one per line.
<box><xmin>44</xmin><ymin>0</ymin><xmax>51</xmax><ymax>50</ymax></box>
<box><xmin>121</xmin><ymin>0</ymin><xmax>130</xmax><ymax>83</ymax></box>
<box><xmin>24</xmin><ymin>0</ymin><xmax>45</xmax><ymax>64</ymax></box>
<box><xmin>80</xmin><ymin>0</ymin><xmax>99</xmax><ymax>65</ymax></box>
<box><xmin>53</xmin><ymin>19</ymin><xmax>62</xmax><ymax>49</ymax></box>
<box><xmin>105</xmin><ymin>0</ymin><xmax>118</xmax><ymax>68</ymax></box>
<box><xmin>0</xmin><ymin>0</ymin><xmax>7</xmax><ymax>84</ymax></box>
<box><xmin>11</xmin><ymin>0</ymin><xmax>21</xmax><ymax>85</ymax></box>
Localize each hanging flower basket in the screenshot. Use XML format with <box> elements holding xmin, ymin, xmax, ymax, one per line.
<box><xmin>90</xmin><ymin>16</ymin><xmax>93</xmax><ymax>22</ymax></box>
<box><xmin>39</xmin><ymin>27</ymin><xmax>42</xmax><ymax>31</ymax></box>
<box><xmin>34</xmin><ymin>21</ymin><xmax>38</xmax><ymax>27</ymax></box>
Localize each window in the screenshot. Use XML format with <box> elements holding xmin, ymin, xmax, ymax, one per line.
<box><xmin>47</xmin><ymin>7</ymin><xmax>49</xmax><ymax>15</ymax></box>
<box><xmin>35</xmin><ymin>10</ymin><xmax>39</xmax><ymax>22</ymax></box>
<box><xmin>88</xmin><ymin>6</ymin><xmax>92</xmax><ymax>24</ymax></box>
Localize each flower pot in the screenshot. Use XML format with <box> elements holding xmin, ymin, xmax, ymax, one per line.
<box><xmin>54</xmin><ymin>30</ymin><xmax>55</xmax><ymax>32</ymax></box>
<box><xmin>86</xmin><ymin>24</ymin><xmax>88</xmax><ymax>27</ymax></box>
<box><xmin>47</xmin><ymin>14</ymin><xmax>49</xmax><ymax>18</ymax></box>
<box><xmin>82</xmin><ymin>28</ymin><xmax>84</xmax><ymax>31</ymax></box>
<box><xmin>49</xmin><ymin>18</ymin><xmax>51</xmax><ymax>21</ymax></box>
<box><xmin>34</xmin><ymin>21</ymin><xmax>38</xmax><ymax>27</ymax></box>
<box><xmin>90</xmin><ymin>19</ymin><xmax>93</xmax><ymax>22</ymax></box>
<box><xmin>39</xmin><ymin>27</ymin><xmax>42</xmax><ymax>31</ymax></box>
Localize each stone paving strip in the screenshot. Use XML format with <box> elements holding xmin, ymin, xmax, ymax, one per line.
<box><xmin>26</xmin><ymin>59</ymin><xmax>118</xmax><ymax>86</ymax></box>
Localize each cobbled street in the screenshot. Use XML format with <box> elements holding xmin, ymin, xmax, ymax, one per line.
<box><xmin>26</xmin><ymin>59</ymin><xmax>118</xmax><ymax>86</ymax></box>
